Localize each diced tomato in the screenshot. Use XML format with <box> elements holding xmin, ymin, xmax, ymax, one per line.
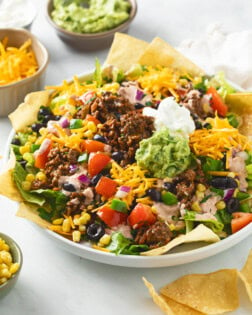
<box><xmin>95</xmin><ymin>176</ymin><xmax>117</xmax><ymax>199</ymax></box>
<box><xmin>85</xmin><ymin>114</ymin><xmax>101</xmax><ymax>125</ymax></box>
<box><xmin>231</xmin><ymin>212</ymin><xmax>252</xmax><ymax>234</ymax></box>
<box><xmin>34</xmin><ymin>139</ymin><xmax>52</xmax><ymax>169</ymax></box>
<box><xmin>83</xmin><ymin>140</ymin><xmax>105</xmax><ymax>153</ymax></box>
<box><xmin>206</xmin><ymin>87</ymin><xmax>228</xmax><ymax>117</ymax></box>
<box><xmin>128</xmin><ymin>203</ymin><xmax>156</xmax><ymax>229</ymax></box>
<box><xmin>97</xmin><ymin>206</ymin><xmax>128</xmax><ymax>227</ymax></box>
<box><xmin>88</xmin><ymin>153</ymin><xmax>111</xmax><ymax>177</ymax></box>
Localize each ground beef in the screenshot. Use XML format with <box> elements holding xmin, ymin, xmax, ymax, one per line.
<box><xmin>89</xmin><ymin>92</ymin><xmax>135</xmax><ymax>123</ymax></box>
<box><xmin>172</xmin><ymin>164</ymin><xmax>206</xmax><ymax>208</ymax></box>
<box><xmin>31</xmin><ymin>147</ymin><xmax>80</xmax><ymax>190</ymax></box>
<box><xmin>101</xmin><ymin>111</ymin><xmax>155</xmax><ymax>166</ymax></box>
<box><xmin>134</xmin><ymin>221</ymin><xmax>173</xmax><ymax>249</ymax></box>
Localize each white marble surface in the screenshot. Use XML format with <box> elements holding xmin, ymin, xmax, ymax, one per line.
<box><xmin>0</xmin><ymin>0</ymin><xmax>252</xmax><ymax>314</ymax></box>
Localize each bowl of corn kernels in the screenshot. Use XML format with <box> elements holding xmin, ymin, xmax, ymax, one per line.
<box><xmin>0</xmin><ymin>233</ymin><xmax>22</xmax><ymax>298</ymax></box>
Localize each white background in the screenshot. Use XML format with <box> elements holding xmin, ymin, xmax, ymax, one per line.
<box><xmin>0</xmin><ymin>0</ymin><xmax>252</xmax><ymax>314</ymax></box>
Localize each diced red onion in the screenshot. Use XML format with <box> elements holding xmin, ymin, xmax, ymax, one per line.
<box><xmin>135</xmin><ymin>89</ymin><xmax>144</xmax><ymax>101</ymax></box>
<box><xmin>69</xmin><ymin>164</ymin><xmax>78</xmax><ymax>173</ymax></box>
<box><xmin>223</xmin><ymin>188</ymin><xmax>235</xmax><ymax>202</ymax></box>
<box><xmin>120</xmin><ymin>185</ymin><xmax>131</xmax><ymax>192</ymax></box>
<box><xmin>77</xmin><ymin>174</ymin><xmax>90</xmax><ymax>184</ymax></box>
<box><xmin>60</xmin><ymin>117</ymin><xmax>69</xmax><ymax>128</ymax></box>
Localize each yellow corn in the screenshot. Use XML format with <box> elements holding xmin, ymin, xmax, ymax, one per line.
<box><xmin>227</xmin><ymin>172</ymin><xmax>236</xmax><ymax>178</ymax></box>
<box><xmin>191</xmin><ymin>201</ymin><xmax>201</xmax><ymax>212</ymax></box>
<box><xmin>35</xmin><ymin>172</ymin><xmax>47</xmax><ymax>181</ymax></box>
<box><xmin>196</xmin><ymin>191</ymin><xmax>204</xmax><ymax>200</ymax></box>
<box><xmin>25</xmin><ymin>173</ymin><xmax>35</xmax><ymax>182</ymax></box>
<box><xmin>22</xmin><ymin>181</ymin><xmax>31</xmax><ymax>191</ymax></box>
<box><xmin>19</xmin><ymin>145</ymin><xmax>30</xmax><ymax>155</ymax></box>
<box><xmin>62</xmin><ymin>219</ymin><xmax>71</xmax><ymax>232</ymax></box>
<box><xmin>72</xmin><ymin>231</ymin><xmax>81</xmax><ymax>243</ymax></box>
<box><xmin>79</xmin><ymin>213</ymin><xmax>91</xmax><ymax>225</ymax></box>
<box><xmin>9</xmin><ymin>263</ymin><xmax>20</xmax><ymax>275</ymax></box>
<box><xmin>87</xmin><ymin>121</ymin><xmax>97</xmax><ymax>132</ymax></box>
<box><xmin>98</xmin><ymin>234</ymin><xmax>111</xmax><ymax>246</ymax></box>
<box><xmin>52</xmin><ymin>218</ymin><xmax>64</xmax><ymax>225</ymax></box>
<box><xmin>197</xmin><ymin>183</ymin><xmax>206</xmax><ymax>192</ymax></box>
<box><xmin>216</xmin><ymin>201</ymin><xmax>226</xmax><ymax>210</ymax></box>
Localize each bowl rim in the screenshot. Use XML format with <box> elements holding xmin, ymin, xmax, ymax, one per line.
<box><xmin>0</xmin><ymin>232</ymin><xmax>23</xmax><ymax>289</ymax></box>
<box><xmin>46</xmin><ymin>0</ymin><xmax>137</xmax><ymax>39</ymax></box>
<box><xmin>0</xmin><ymin>28</ymin><xmax>49</xmax><ymax>90</ymax></box>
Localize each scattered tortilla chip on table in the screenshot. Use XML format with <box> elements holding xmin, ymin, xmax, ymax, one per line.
<box><xmin>160</xmin><ymin>269</ymin><xmax>239</xmax><ymax>314</ymax></box>
<box><xmin>239</xmin><ymin>249</ymin><xmax>252</xmax><ymax>302</ymax></box>
<box><xmin>141</xmin><ymin>224</ymin><xmax>220</xmax><ymax>256</ymax></box>
<box><xmin>137</xmin><ymin>37</ymin><xmax>205</xmax><ymax>77</ymax></box>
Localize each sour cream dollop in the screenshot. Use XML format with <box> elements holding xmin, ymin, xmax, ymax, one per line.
<box><xmin>143</xmin><ymin>97</ymin><xmax>195</xmax><ymax>136</ymax></box>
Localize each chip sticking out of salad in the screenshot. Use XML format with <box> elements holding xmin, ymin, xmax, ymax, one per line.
<box><xmin>0</xmin><ymin>33</ymin><xmax>251</xmax><ymax>257</ymax></box>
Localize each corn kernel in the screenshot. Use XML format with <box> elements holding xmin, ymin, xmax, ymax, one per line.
<box><xmin>22</xmin><ymin>181</ymin><xmax>31</xmax><ymax>191</ymax></box>
<box><xmin>9</xmin><ymin>263</ymin><xmax>20</xmax><ymax>275</ymax></box>
<box><xmin>19</xmin><ymin>145</ymin><xmax>30</xmax><ymax>155</ymax></box>
<box><xmin>79</xmin><ymin>213</ymin><xmax>91</xmax><ymax>225</ymax></box>
<box><xmin>191</xmin><ymin>201</ymin><xmax>201</xmax><ymax>212</ymax></box>
<box><xmin>62</xmin><ymin>219</ymin><xmax>71</xmax><ymax>232</ymax></box>
<box><xmin>2</xmin><ymin>243</ymin><xmax>9</xmax><ymax>252</ymax></box>
<box><xmin>197</xmin><ymin>183</ymin><xmax>206</xmax><ymax>192</ymax></box>
<box><xmin>52</xmin><ymin>218</ymin><xmax>64</xmax><ymax>225</ymax></box>
<box><xmin>73</xmin><ymin>218</ymin><xmax>80</xmax><ymax>226</ymax></box>
<box><xmin>196</xmin><ymin>191</ymin><xmax>204</xmax><ymax>200</ymax></box>
<box><xmin>151</xmin><ymin>206</ymin><xmax>158</xmax><ymax>214</ymax></box>
<box><xmin>0</xmin><ymin>277</ymin><xmax>7</xmax><ymax>284</ymax></box>
<box><xmin>28</xmin><ymin>135</ymin><xmax>37</xmax><ymax>143</ymax></box>
<box><xmin>35</xmin><ymin>172</ymin><xmax>47</xmax><ymax>181</ymax></box>
<box><xmin>72</xmin><ymin>231</ymin><xmax>81</xmax><ymax>243</ymax></box>
<box><xmin>87</xmin><ymin>121</ymin><xmax>97</xmax><ymax>132</ymax></box>
<box><xmin>97</xmin><ymin>124</ymin><xmax>103</xmax><ymax>129</ymax></box>
<box><xmin>0</xmin><ymin>251</ymin><xmax>12</xmax><ymax>265</ymax></box>
<box><xmin>98</xmin><ymin>234</ymin><xmax>111</xmax><ymax>246</ymax></box>
<box><xmin>169</xmin><ymin>224</ymin><xmax>176</xmax><ymax>231</ymax></box>
<box><xmin>227</xmin><ymin>172</ymin><xmax>236</xmax><ymax>178</ymax></box>
<box><xmin>25</xmin><ymin>174</ymin><xmax>35</xmax><ymax>182</ymax></box>
<box><xmin>78</xmin><ymin>225</ymin><xmax>86</xmax><ymax>232</ymax></box>
<box><xmin>216</xmin><ymin>201</ymin><xmax>226</xmax><ymax>210</ymax></box>
<box><xmin>84</xmin><ymin>130</ymin><xmax>93</xmax><ymax>138</ymax></box>
<box><xmin>0</xmin><ymin>268</ymin><xmax>11</xmax><ymax>278</ymax></box>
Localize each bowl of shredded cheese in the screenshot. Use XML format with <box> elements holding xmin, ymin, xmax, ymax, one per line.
<box><xmin>0</xmin><ymin>28</ymin><xmax>49</xmax><ymax>116</ymax></box>
<box><xmin>0</xmin><ymin>233</ymin><xmax>22</xmax><ymax>298</ymax></box>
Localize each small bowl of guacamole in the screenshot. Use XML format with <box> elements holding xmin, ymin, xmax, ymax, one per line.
<box><xmin>46</xmin><ymin>0</ymin><xmax>137</xmax><ymax>50</ymax></box>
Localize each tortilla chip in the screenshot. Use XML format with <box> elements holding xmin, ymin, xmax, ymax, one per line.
<box><xmin>160</xmin><ymin>269</ymin><xmax>239</xmax><ymax>314</ymax></box>
<box><xmin>239</xmin><ymin>249</ymin><xmax>252</xmax><ymax>302</ymax></box>
<box><xmin>9</xmin><ymin>90</ymin><xmax>50</xmax><ymax>132</ymax></box>
<box><xmin>0</xmin><ymin>150</ymin><xmax>23</xmax><ymax>202</ymax></box>
<box><xmin>142</xmin><ymin>277</ymin><xmax>175</xmax><ymax>315</ymax></box>
<box><xmin>141</xmin><ymin>224</ymin><xmax>220</xmax><ymax>256</ymax></box>
<box><xmin>16</xmin><ymin>202</ymin><xmax>51</xmax><ymax>229</ymax></box>
<box><xmin>104</xmin><ymin>32</ymin><xmax>148</xmax><ymax>71</ymax></box>
<box><xmin>226</xmin><ymin>93</ymin><xmax>252</xmax><ymax>138</ymax></box>
<box><xmin>138</xmin><ymin>37</ymin><xmax>204</xmax><ymax>77</ymax></box>
<box><xmin>143</xmin><ymin>277</ymin><xmax>206</xmax><ymax>315</ymax></box>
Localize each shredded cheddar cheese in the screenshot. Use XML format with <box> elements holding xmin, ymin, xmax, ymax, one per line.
<box><xmin>0</xmin><ymin>37</ymin><xmax>38</xmax><ymax>85</ymax></box>
<box><xmin>110</xmin><ymin>161</ymin><xmax>157</xmax><ymax>207</ymax></box>
<box><xmin>189</xmin><ymin>115</ymin><xmax>251</xmax><ymax>168</ymax></box>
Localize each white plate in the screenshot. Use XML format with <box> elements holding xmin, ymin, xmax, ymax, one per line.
<box><xmin>4</xmin><ymin>72</ymin><xmax>252</xmax><ymax>268</ymax></box>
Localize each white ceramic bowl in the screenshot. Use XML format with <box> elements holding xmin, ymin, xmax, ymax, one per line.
<box><xmin>0</xmin><ymin>28</ymin><xmax>49</xmax><ymax>116</ymax></box>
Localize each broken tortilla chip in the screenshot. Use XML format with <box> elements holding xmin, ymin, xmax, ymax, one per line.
<box><xmin>9</xmin><ymin>90</ymin><xmax>50</xmax><ymax>132</ymax></box>
<box><xmin>104</xmin><ymin>32</ymin><xmax>148</xmax><ymax>72</ymax></box>
<box><xmin>138</xmin><ymin>37</ymin><xmax>204</xmax><ymax>77</ymax></box>
<box><xmin>239</xmin><ymin>249</ymin><xmax>252</xmax><ymax>302</ymax></box>
<box><xmin>160</xmin><ymin>269</ymin><xmax>239</xmax><ymax>314</ymax></box>
<box><xmin>141</xmin><ymin>224</ymin><xmax>220</xmax><ymax>256</ymax></box>
<box><xmin>226</xmin><ymin>93</ymin><xmax>252</xmax><ymax>138</ymax></box>
<box><xmin>143</xmin><ymin>277</ymin><xmax>206</xmax><ymax>315</ymax></box>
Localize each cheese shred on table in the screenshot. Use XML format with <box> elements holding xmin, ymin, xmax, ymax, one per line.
<box><xmin>0</xmin><ymin>37</ymin><xmax>38</xmax><ymax>85</ymax></box>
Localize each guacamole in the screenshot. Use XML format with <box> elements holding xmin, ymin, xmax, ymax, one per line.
<box><xmin>135</xmin><ymin>128</ymin><xmax>191</xmax><ymax>178</ymax></box>
<box><xmin>52</xmin><ymin>0</ymin><xmax>131</xmax><ymax>34</ymax></box>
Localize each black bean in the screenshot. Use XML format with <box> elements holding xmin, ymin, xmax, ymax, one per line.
<box><xmin>11</xmin><ymin>138</ymin><xmax>21</xmax><ymax>145</ymax></box>
<box><xmin>163</xmin><ymin>182</ymin><xmax>176</xmax><ymax>193</ymax></box>
<box><xmin>54</xmin><ymin>115</ymin><xmax>61</xmax><ymax>121</ymax></box>
<box><xmin>38</xmin><ymin>107</ymin><xmax>52</xmax><ymax>117</ymax></box>
<box><xmin>226</xmin><ymin>198</ymin><xmax>240</xmax><ymax>214</ymax></box>
<box><xmin>62</xmin><ymin>183</ymin><xmax>76</xmax><ymax>192</ymax></box>
<box><xmin>203</xmin><ymin>123</ymin><xmax>212</xmax><ymax>129</ymax></box>
<box><xmin>19</xmin><ymin>160</ymin><xmax>27</xmax><ymax>168</ymax></box>
<box><xmin>111</xmin><ymin>151</ymin><xmax>124</xmax><ymax>163</ymax></box>
<box><xmin>210</xmin><ymin>177</ymin><xmax>238</xmax><ymax>190</ymax></box>
<box><xmin>146</xmin><ymin>188</ymin><xmax>161</xmax><ymax>201</ymax></box>
<box><xmin>195</xmin><ymin>121</ymin><xmax>202</xmax><ymax>130</ymax></box>
<box><xmin>86</xmin><ymin>223</ymin><xmax>105</xmax><ymax>241</ymax></box>
<box><xmin>93</xmin><ymin>134</ymin><xmax>107</xmax><ymax>143</ymax></box>
<box><xmin>135</xmin><ymin>103</ymin><xmax>144</xmax><ymax>110</ymax></box>
<box><xmin>43</xmin><ymin>114</ymin><xmax>56</xmax><ymax>123</ymax></box>
<box><xmin>31</xmin><ymin>123</ymin><xmax>46</xmax><ymax>132</ymax></box>
<box><xmin>90</xmin><ymin>174</ymin><xmax>102</xmax><ymax>186</ymax></box>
